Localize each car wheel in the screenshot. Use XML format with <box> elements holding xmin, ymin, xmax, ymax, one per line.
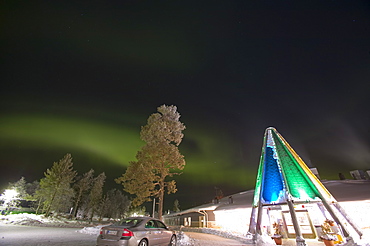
<box><xmin>169</xmin><ymin>235</ymin><xmax>176</xmax><ymax>246</ymax></box>
<box><xmin>138</xmin><ymin>239</ymin><xmax>148</xmax><ymax>246</ymax></box>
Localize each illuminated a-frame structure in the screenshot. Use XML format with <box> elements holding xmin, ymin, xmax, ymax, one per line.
<box><xmin>248</xmin><ymin>127</ymin><xmax>362</xmax><ymax>246</ymax></box>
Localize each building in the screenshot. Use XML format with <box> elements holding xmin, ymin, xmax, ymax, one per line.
<box><xmin>164</xmin><ymin>127</ymin><xmax>370</xmax><ymax>245</ymax></box>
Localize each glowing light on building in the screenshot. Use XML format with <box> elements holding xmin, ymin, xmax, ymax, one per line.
<box><xmin>214</xmin><ymin>208</ymin><xmax>251</xmax><ymax>234</ymax></box>
<box><xmin>1</xmin><ymin>189</ymin><xmax>19</xmax><ymax>206</ymax></box>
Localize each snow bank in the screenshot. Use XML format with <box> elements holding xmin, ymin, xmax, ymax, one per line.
<box><xmin>0</xmin><ymin>213</ymin><xmax>104</xmax><ymax>228</ymax></box>
<box><xmin>0</xmin><ymin>213</ymin><xmax>49</xmax><ymax>225</ymax></box>
<box><xmin>176</xmin><ymin>231</ymin><xmax>195</xmax><ymax>246</ymax></box>
<box><xmin>175</xmin><ymin>226</ymin><xmax>254</xmax><ymax>244</ymax></box>
<box><xmin>78</xmin><ymin>224</ymin><xmax>105</xmax><ymax>235</ymax></box>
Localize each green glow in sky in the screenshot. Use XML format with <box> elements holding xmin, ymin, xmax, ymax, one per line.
<box><xmin>0</xmin><ymin>114</ymin><xmax>142</xmax><ymax>166</ymax></box>
<box><xmin>0</xmin><ymin>111</ymin><xmax>253</xmax><ymax>189</ymax></box>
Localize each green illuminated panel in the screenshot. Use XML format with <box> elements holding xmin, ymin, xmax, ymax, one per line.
<box><xmin>271</xmin><ymin>130</ymin><xmax>320</xmax><ymax>200</ymax></box>
<box><xmin>252</xmin><ymin>135</ymin><xmax>266</xmax><ymax>207</ymax></box>
<box><xmin>251</xmin><ymin>127</ymin><xmax>328</xmax><ymax>207</ymax></box>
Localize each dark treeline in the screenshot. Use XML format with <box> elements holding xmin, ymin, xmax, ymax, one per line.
<box><xmin>0</xmin><ymin>153</ymin><xmax>139</xmax><ymax>221</ymax></box>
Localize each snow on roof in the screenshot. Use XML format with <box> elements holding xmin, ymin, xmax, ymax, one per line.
<box><xmin>165</xmin><ymin>180</ymin><xmax>370</xmax><ymax>216</ymax></box>
<box><xmin>320</xmin><ymin>179</ymin><xmax>370</xmax><ymax>202</ymax></box>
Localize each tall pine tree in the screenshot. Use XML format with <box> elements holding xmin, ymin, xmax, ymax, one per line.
<box><xmin>36</xmin><ymin>153</ymin><xmax>76</xmax><ymax>216</ymax></box>
<box><xmin>116</xmin><ymin>105</ymin><xmax>186</xmax><ymax>220</ymax></box>
<box><xmin>72</xmin><ymin>169</ymin><xmax>94</xmax><ymax>218</ymax></box>
<box><xmin>88</xmin><ymin>172</ymin><xmax>106</xmax><ymax>221</ymax></box>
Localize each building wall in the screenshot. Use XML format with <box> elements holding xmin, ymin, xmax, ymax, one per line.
<box><xmin>164</xmin><ymin>211</ymin><xmax>216</xmax><ymax>228</ymax></box>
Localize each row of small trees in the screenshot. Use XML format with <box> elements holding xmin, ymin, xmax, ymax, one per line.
<box><xmin>2</xmin><ymin>154</ymin><xmax>132</xmax><ymax>221</ymax></box>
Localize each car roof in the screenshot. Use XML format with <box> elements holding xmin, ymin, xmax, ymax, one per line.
<box><xmin>124</xmin><ymin>216</ymin><xmax>155</xmax><ymax>220</ymax></box>
<box><xmin>122</xmin><ymin>216</ymin><xmax>165</xmax><ymax>223</ymax></box>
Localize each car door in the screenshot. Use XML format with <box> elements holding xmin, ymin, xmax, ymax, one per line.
<box><xmin>145</xmin><ymin>219</ymin><xmax>161</xmax><ymax>245</ymax></box>
<box><xmin>154</xmin><ymin>220</ymin><xmax>172</xmax><ymax>246</ymax></box>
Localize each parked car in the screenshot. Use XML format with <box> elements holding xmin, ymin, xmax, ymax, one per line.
<box><xmin>97</xmin><ymin>216</ymin><xmax>177</xmax><ymax>246</ymax></box>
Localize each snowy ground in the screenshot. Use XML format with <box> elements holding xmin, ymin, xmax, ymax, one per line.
<box><xmin>0</xmin><ymin>213</ymin><xmax>198</xmax><ymax>245</ymax></box>
<box><xmin>1</xmin><ymin>213</ymin><xmax>369</xmax><ymax>246</ymax></box>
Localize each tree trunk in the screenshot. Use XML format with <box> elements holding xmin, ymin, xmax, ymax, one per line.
<box><xmin>45</xmin><ymin>188</ymin><xmax>58</xmax><ymax>217</ymax></box>
<box><xmin>73</xmin><ymin>190</ymin><xmax>83</xmax><ymax>218</ymax></box>
<box><xmin>35</xmin><ymin>199</ymin><xmax>43</xmax><ymax>215</ymax></box>
<box><xmin>90</xmin><ymin>207</ymin><xmax>95</xmax><ymax>222</ymax></box>
<box><xmin>98</xmin><ymin>202</ymin><xmax>105</xmax><ymax>222</ymax></box>
<box><xmin>158</xmin><ymin>181</ymin><xmax>164</xmax><ymax>220</ymax></box>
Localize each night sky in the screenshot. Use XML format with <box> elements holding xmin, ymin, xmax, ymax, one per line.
<box><xmin>1</xmin><ymin>0</ymin><xmax>370</xmax><ymax>209</ymax></box>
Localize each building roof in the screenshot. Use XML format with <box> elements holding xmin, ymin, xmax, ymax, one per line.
<box><xmin>164</xmin><ymin>179</ymin><xmax>370</xmax><ymax>217</ymax></box>
<box><xmin>321</xmin><ymin>179</ymin><xmax>370</xmax><ymax>202</ymax></box>
<box><xmin>165</xmin><ymin>127</ymin><xmax>370</xmax><ymax>218</ymax></box>
<box><xmin>217</xmin><ymin>180</ymin><xmax>370</xmax><ymax>211</ymax></box>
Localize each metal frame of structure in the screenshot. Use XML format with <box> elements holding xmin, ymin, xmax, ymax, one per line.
<box><xmin>248</xmin><ymin>127</ymin><xmax>362</xmax><ymax>246</ymax></box>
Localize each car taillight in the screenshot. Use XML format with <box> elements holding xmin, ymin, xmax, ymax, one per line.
<box><xmin>100</xmin><ymin>229</ymin><xmax>103</xmax><ymax>235</ymax></box>
<box><xmin>122</xmin><ymin>228</ymin><xmax>134</xmax><ymax>237</ymax></box>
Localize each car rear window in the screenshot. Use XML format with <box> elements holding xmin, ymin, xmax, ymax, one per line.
<box><xmin>115</xmin><ymin>219</ymin><xmax>143</xmax><ymax>227</ymax></box>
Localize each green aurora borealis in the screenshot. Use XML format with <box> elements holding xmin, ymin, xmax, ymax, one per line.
<box><xmin>2</xmin><ymin>0</ymin><xmax>370</xmax><ymax>209</ymax></box>
<box><xmin>0</xmin><ymin>105</ymin><xmax>255</xmax><ymax>207</ymax></box>
<box><xmin>1</xmin><ymin>113</ymin><xmax>141</xmax><ymax>166</ymax></box>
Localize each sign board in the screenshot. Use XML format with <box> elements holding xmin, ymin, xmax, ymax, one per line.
<box><xmin>282</xmin><ymin>209</ymin><xmax>317</xmax><ymax>239</ymax></box>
